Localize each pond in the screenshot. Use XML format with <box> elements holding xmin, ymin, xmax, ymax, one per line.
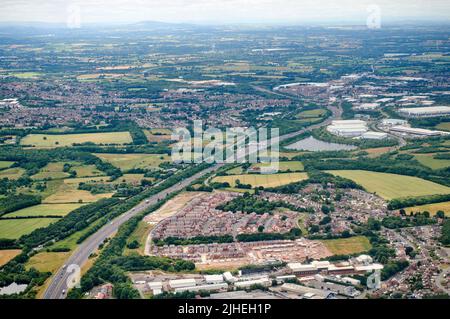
<box><xmin>286</xmin><ymin>136</ymin><xmax>357</xmax><ymax>152</ymax></box>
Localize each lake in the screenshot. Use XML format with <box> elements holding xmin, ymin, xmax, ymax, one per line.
<box><xmin>286</xmin><ymin>136</ymin><xmax>357</xmax><ymax>152</ymax></box>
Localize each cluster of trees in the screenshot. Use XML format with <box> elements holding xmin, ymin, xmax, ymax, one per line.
<box><xmin>153</xmin><ymin>235</ymin><xmax>233</xmax><ymax>246</ymax></box>
<box><xmin>0</xmin><ymin>194</ymin><xmax>41</xmax><ymax>217</ymax></box>
<box><xmin>388</xmin><ymin>194</ymin><xmax>450</xmax><ymax>210</ymax></box>
<box><xmin>266</xmin><ymin>171</ymin><xmax>362</xmax><ymax>194</ymax></box>
<box><xmin>440</xmin><ymin>219</ymin><xmax>450</xmax><ymax>246</ymax></box>
<box><xmin>0</xmin><ymin>176</ymin><xmax>33</xmax><ymax>195</ymax></box>
<box><xmin>381</xmin><ymin>215</ymin><xmax>436</xmax><ymax>229</ymax></box>
<box><xmin>236</xmin><ymin>228</ymin><xmax>302</xmax><ymax>242</ymax></box>
<box><xmin>381</xmin><ymin>260</ymin><xmax>410</xmax><ymax>281</ymax></box>
<box><xmin>216</xmin><ymin>193</ymin><xmax>299</xmax><ymax>215</ymax></box>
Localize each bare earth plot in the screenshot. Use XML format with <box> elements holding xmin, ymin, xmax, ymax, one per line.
<box><xmin>326</xmin><ymin>170</ymin><xmax>450</xmax><ymax>200</ymax></box>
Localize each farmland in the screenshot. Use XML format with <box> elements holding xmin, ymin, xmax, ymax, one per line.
<box><xmin>0</xmin><ymin>161</ymin><xmax>14</xmax><ymax>169</ymax></box>
<box><xmin>320</xmin><ymin>236</ymin><xmax>372</xmax><ymax>255</ymax></box>
<box><xmin>26</xmin><ymin>251</ymin><xmax>71</xmax><ymax>273</ymax></box>
<box><xmin>250</xmin><ymin>161</ymin><xmax>304</xmax><ymax>172</ymax></box>
<box><xmin>414</xmin><ymin>154</ymin><xmax>450</xmax><ymax>170</ymax></box>
<box><xmin>31</xmin><ymin>162</ymin><xmax>70</xmax><ymax>180</ymax></box>
<box><xmin>94</xmin><ymin>153</ymin><xmax>170</xmax><ymax>171</ymax></box>
<box><xmin>0</xmin><ymin>167</ymin><xmax>25</xmax><ymax>180</ymax></box>
<box><xmin>0</xmin><ymin>218</ymin><xmax>58</xmax><ymax>239</ymax></box>
<box><xmin>4</xmin><ymin>203</ymin><xmax>84</xmax><ymax>218</ymax></box>
<box><xmin>405</xmin><ymin>201</ymin><xmax>450</xmax><ymax>217</ymax></box>
<box><xmin>20</xmin><ymin>132</ymin><xmax>133</xmax><ymax>148</ymax></box>
<box><xmin>42</xmin><ymin>181</ymin><xmax>114</xmax><ymax>204</ymax></box>
<box><xmin>212</xmin><ymin>172</ymin><xmax>308</xmax><ymax>188</ymax></box>
<box><xmin>326</xmin><ymin>170</ymin><xmax>450</xmax><ymax>200</ymax></box>
<box><xmin>0</xmin><ymin>249</ymin><xmax>22</xmax><ymax>266</ymax></box>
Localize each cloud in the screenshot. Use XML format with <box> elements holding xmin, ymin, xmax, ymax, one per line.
<box><xmin>0</xmin><ymin>0</ymin><xmax>448</xmax><ymax>24</ymax></box>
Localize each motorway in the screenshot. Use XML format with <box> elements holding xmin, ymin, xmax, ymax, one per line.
<box><xmin>43</xmin><ymin>103</ymin><xmax>341</xmax><ymax>299</ymax></box>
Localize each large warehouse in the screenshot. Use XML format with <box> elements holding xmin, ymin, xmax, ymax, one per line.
<box><xmin>326</xmin><ymin>120</ymin><xmax>368</xmax><ymax>137</ymax></box>
<box><xmin>398</xmin><ymin>106</ymin><xmax>450</xmax><ymax>118</ymax></box>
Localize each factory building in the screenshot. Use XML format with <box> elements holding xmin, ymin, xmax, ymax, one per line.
<box><xmin>398</xmin><ymin>106</ymin><xmax>450</xmax><ymax>118</ymax></box>
<box><xmin>360</xmin><ymin>131</ymin><xmax>388</xmax><ymax>140</ymax></box>
<box><xmin>234</xmin><ymin>277</ymin><xmax>271</xmax><ymax>289</ymax></box>
<box><xmin>168</xmin><ymin>278</ymin><xmax>197</xmax><ymax>289</ymax></box>
<box><xmin>174</xmin><ymin>283</ymin><xmax>228</xmax><ymax>293</ymax></box>
<box><xmin>381</xmin><ymin>118</ymin><xmax>408</xmax><ymax>127</ymax></box>
<box><xmin>280</xmin><ymin>283</ymin><xmax>336</xmax><ymax>299</ymax></box>
<box><xmin>326</xmin><ymin>120</ymin><xmax>368</xmax><ymax>137</ymax></box>
<box><xmin>389</xmin><ymin>126</ymin><xmax>445</xmax><ymax>137</ymax></box>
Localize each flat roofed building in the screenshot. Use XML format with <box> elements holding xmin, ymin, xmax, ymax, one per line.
<box><xmin>204</xmin><ymin>275</ymin><xmax>224</xmax><ymax>284</ymax></box>
<box><xmin>398</xmin><ymin>106</ymin><xmax>450</xmax><ymax>118</ymax></box>
<box><xmin>168</xmin><ymin>278</ymin><xmax>197</xmax><ymax>289</ymax></box>
<box><xmin>390</xmin><ymin>126</ymin><xmax>444</xmax><ymax>137</ymax></box>
<box><xmin>360</xmin><ymin>131</ymin><xmax>388</xmax><ymax>140</ymax></box>
<box><xmin>381</xmin><ymin>118</ymin><xmax>408</xmax><ymax>126</ymax></box>
<box><xmin>174</xmin><ymin>283</ymin><xmax>228</xmax><ymax>293</ymax></box>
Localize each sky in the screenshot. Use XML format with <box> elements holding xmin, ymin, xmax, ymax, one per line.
<box><xmin>0</xmin><ymin>0</ymin><xmax>449</xmax><ymax>25</ymax></box>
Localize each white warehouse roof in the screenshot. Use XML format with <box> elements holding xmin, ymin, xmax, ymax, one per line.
<box><xmin>169</xmin><ymin>278</ymin><xmax>197</xmax><ymax>289</ymax></box>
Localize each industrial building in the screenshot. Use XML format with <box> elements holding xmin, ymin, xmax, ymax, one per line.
<box><xmin>359</xmin><ymin>131</ymin><xmax>388</xmax><ymax>140</ymax></box>
<box><xmin>174</xmin><ymin>283</ymin><xmax>228</xmax><ymax>293</ymax></box>
<box><xmin>398</xmin><ymin>106</ymin><xmax>450</xmax><ymax>118</ymax></box>
<box><xmin>168</xmin><ymin>278</ymin><xmax>197</xmax><ymax>289</ymax></box>
<box><xmin>381</xmin><ymin>118</ymin><xmax>408</xmax><ymax>127</ymax></box>
<box><xmin>389</xmin><ymin>126</ymin><xmax>446</xmax><ymax>137</ymax></box>
<box><xmin>234</xmin><ymin>277</ymin><xmax>271</xmax><ymax>289</ymax></box>
<box><xmin>327</xmin><ymin>120</ymin><xmax>368</xmax><ymax>137</ymax></box>
<box><xmin>279</xmin><ymin>283</ymin><xmax>336</xmax><ymax>299</ymax></box>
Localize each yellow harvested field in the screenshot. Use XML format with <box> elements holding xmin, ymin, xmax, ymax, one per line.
<box><xmin>72</xmin><ymin>165</ymin><xmax>105</xmax><ymax>177</ymax></box>
<box><xmin>113</xmin><ymin>174</ymin><xmax>151</xmax><ymax>185</ymax></box>
<box><xmin>320</xmin><ymin>236</ymin><xmax>372</xmax><ymax>255</ymax></box>
<box><xmin>94</xmin><ymin>153</ymin><xmax>170</xmax><ymax>171</ymax></box>
<box><xmin>0</xmin><ymin>249</ymin><xmax>22</xmax><ymax>267</ymax></box>
<box><xmin>212</xmin><ymin>172</ymin><xmax>308</xmax><ymax>188</ymax></box>
<box><xmin>251</xmin><ymin>161</ymin><xmax>304</xmax><ymax>172</ymax></box>
<box><xmin>405</xmin><ymin>201</ymin><xmax>450</xmax><ymax>217</ymax></box>
<box><xmin>26</xmin><ymin>252</ymin><xmax>71</xmax><ymax>273</ymax></box>
<box><xmin>20</xmin><ymin>132</ymin><xmax>132</xmax><ymax>148</ymax></box>
<box><xmin>143</xmin><ymin>129</ymin><xmax>172</xmax><ymax>142</ymax></box>
<box><xmin>43</xmin><ymin>181</ymin><xmax>113</xmax><ymax>203</ymax></box>
<box><xmin>326</xmin><ymin>170</ymin><xmax>450</xmax><ymax>200</ymax></box>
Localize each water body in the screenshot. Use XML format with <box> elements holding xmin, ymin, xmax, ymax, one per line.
<box><xmin>286</xmin><ymin>136</ymin><xmax>357</xmax><ymax>152</ymax></box>
<box><xmin>0</xmin><ymin>282</ymin><xmax>27</xmax><ymax>295</ymax></box>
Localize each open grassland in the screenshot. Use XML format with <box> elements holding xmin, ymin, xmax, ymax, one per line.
<box><xmin>212</xmin><ymin>172</ymin><xmax>308</xmax><ymax>188</ymax></box>
<box><xmin>436</xmin><ymin>122</ymin><xmax>450</xmax><ymax>131</ymax></box>
<box><xmin>326</xmin><ymin>170</ymin><xmax>450</xmax><ymax>200</ymax></box>
<box><xmin>112</xmin><ymin>174</ymin><xmax>151</xmax><ymax>185</ymax></box>
<box><xmin>31</xmin><ymin>162</ymin><xmax>70</xmax><ymax>180</ymax></box>
<box><xmin>251</xmin><ymin>161</ymin><xmax>304</xmax><ymax>172</ymax></box>
<box><xmin>279</xmin><ymin>151</ymin><xmax>304</xmax><ymax>159</ymax></box>
<box><xmin>4</xmin><ymin>203</ymin><xmax>84</xmax><ymax>218</ymax></box>
<box><xmin>405</xmin><ymin>201</ymin><xmax>450</xmax><ymax>217</ymax></box>
<box><xmin>26</xmin><ymin>252</ymin><xmax>71</xmax><ymax>273</ymax></box>
<box><xmin>0</xmin><ymin>161</ymin><xmax>14</xmax><ymax>169</ymax></box>
<box><xmin>296</xmin><ymin>109</ymin><xmax>327</xmax><ymax>119</ymax></box>
<box><xmin>0</xmin><ymin>218</ymin><xmax>58</xmax><ymax>239</ymax></box>
<box><xmin>63</xmin><ymin>176</ymin><xmax>111</xmax><ymax>185</ymax></box>
<box><xmin>94</xmin><ymin>153</ymin><xmax>170</xmax><ymax>171</ymax></box>
<box><xmin>0</xmin><ymin>167</ymin><xmax>25</xmax><ymax>180</ymax></box>
<box><xmin>124</xmin><ymin>221</ymin><xmax>153</xmax><ymax>256</ymax></box>
<box><xmin>72</xmin><ymin>164</ymin><xmax>105</xmax><ymax>177</ymax></box>
<box><xmin>42</xmin><ymin>181</ymin><xmax>113</xmax><ymax>204</ymax></box>
<box><xmin>20</xmin><ymin>132</ymin><xmax>132</xmax><ymax>148</ymax></box>
<box><xmin>414</xmin><ymin>154</ymin><xmax>450</xmax><ymax>170</ymax></box>
<box><xmin>0</xmin><ymin>249</ymin><xmax>22</xmax><ymax>267</ymax></box>
<box><xmin>320</xmin><ymin>236</ymin><xmax>372</xmax><ymax>255</ymax></box>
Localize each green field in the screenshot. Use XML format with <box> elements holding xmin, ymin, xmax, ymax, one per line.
<box><xmin>251</xmin><ymin>161</ymin><xmax>304</xmax><ymax>172</ymax></box>
<box><xmin>320</xmin><ymin>236</ymin><xmax>372</xmax><ymax>255</ymax></box>
<box><xmin>326</xmin><ymin>170</ymin><xmax>450</xmax><ymax>200</ymax></box>
<box><xmin>42</xmin><ymin>180</ymin><xmax>114</xmax><ymax>204</ymax></box>
<box><xmin>94</xmin><ymin>153</ymin><xmax>170</xmax><ymax>171</ymax></box>
<box><xmin>26</xmin><ymin>251</ymin><xmax>70</xmax><ymax>273</ymax></box>
<box><xmin>405</xmin><ymin>201</ymin><xmax>450</xmax><ymax>217</ymax></box>
<box><xmin>0</xmin><ymin>167</ymin><xmax>25</xmax><ymax>180</ymax></box>
<box><xmin>31</xmin><ymin>162</ymin><xmax>70</xmax><ymax>180</ymax></box>
<box><xmin>20</xmin><ymin>132</ymin><xmax>133</xmax><ymax>148</ymax></box>
<box><xmin>4</xmin><ymin>203</ymin><xmax>84</xmax><ymax>218</ymax></box>
<box><xmin>296</xmin><ymin>109</ymin><xmax>327</xmax><ymax>119</ymax></box>
<box><xmin>414</xmin><ymin>154</ymin><xmax>450</xmax><ymax>170</ymax></box>
<box><xmin>436</xmin><ymin>122</ymin><xmax>450</xmax><ymax>132</ymax></box>
<box><xmin>212</xmin><ymin>172</ymin><xmax>308</xmax><ymax>188</ymax></box>
<box><xmin>0</xmin><ymin>161</ymin><xmax>14</xmax><ymax>169</ymax></box>
<box><xmin>72</xmin><ymin>164</ymin><xmax>105</xmax><ymax>177</ymax></box>
<box><xmin>0</xmin><ymin>218</ymin><xmax>58</xmax><ymax>239</ymax></box>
